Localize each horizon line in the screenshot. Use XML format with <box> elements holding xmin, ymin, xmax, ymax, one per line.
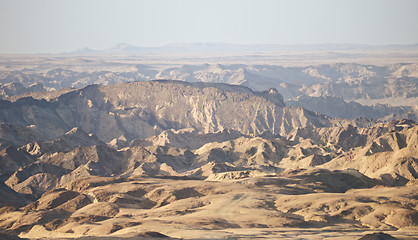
<box><xmin>1</xmin><ymin>42</ymin><xmax>418</xmax><ymax>55</ymax></box>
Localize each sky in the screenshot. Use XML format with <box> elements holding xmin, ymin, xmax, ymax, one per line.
<box><xmin>1</xmin><ymin>0</ymin><xmax>418</xmax><ymax>53</ymax></box>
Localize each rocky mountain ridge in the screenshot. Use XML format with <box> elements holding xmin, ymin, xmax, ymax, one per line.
<box><xmin>1</xmin><ymin>80</ymin><xmax>363</xmax><ymax>146</ymax></box>
<box><xmin>2</xmin><ymin>62</ymin><xmax>417</xmax><ymax>122</ymax></box>
<box><xmin>0</xmin><ymin>81</ymin><xmax>417</xmax><ymax>239</ymax></box>
<box><xmin>0</xmin><ymin>119</ymin><xmax>416</xmax><ymax>239</ymax></box>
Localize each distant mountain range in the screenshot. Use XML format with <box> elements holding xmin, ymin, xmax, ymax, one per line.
<box><xmin>67</xmin><ymin>42</ymin><xmax>418</xmax><ymax>54</ymax></box>
<box><xmin>2</xmin><ymin>62</ymin><xmax>417</xmax><ymax>122</ymax></box>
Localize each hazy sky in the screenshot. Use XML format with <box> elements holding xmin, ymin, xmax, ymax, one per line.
<box><xmin>1</xmin><ymin>0</ymin><xmax>418</xmax><ymax>53</ymax></box>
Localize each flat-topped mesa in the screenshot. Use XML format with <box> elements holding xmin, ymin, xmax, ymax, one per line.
<box><xmin>78</xmin><ymin>81</ymin><xmax>297</xmax><ymax>139</ymax></box>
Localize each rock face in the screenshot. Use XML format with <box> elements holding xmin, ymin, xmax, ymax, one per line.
<box><xmin>0</xmin><ymin>146</ymin><xmax>34</xmax><ymax>180</ymax></box>
<box><xmin>0</xmin><ymin>82</ymin><xmax>46</xmax><ymax>99</ymax></box>
<box><xmin>0</xmin><ymin>80</ymin><xmax>349</xmax><ymax>144</ymax></box>
<box><xmin>0</xmin><ymin>181</ymin><xmax>31</xmax><ymax>208</ymax></box>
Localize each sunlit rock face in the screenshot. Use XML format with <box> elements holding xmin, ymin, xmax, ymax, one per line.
<box><xmin>0</xmin><ymin>80</ymin><xmax>346</xmax><ymax>144</ymax></box>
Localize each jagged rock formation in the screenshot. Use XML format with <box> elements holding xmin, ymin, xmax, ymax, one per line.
<box><xmin>1</xmin><ymin>80</ymin><xmax>355</xmax><ymax>145</ymax></box>
<box><xmin>21</xmin><ymin>127</ymin><xmax>103</xmax><ymax>157</ymax></box>
<box><xmin>324</xmin><ymin>124</ymin><xmax>418</xmax><ymax>185</ymax></box>
<box><xmin>2</xmin><ymin>119</ymin><xmax>416</xmax><ymax>198</ymax></box>
<box><xmin>287</xmin><ymin>95</ymin><xmax>417</xmax><ymax>122</ymax></box>
<box><xmin>0</xmin><ymin>80</ymin><xmax>417</xmax><ymax>239</ymax></box>
<box><xmin>287</xmin><ymin>119</ymin><xmax>413</xmax><ymax>149</ymax></box>
<box><xmin>127</xmin><ymin>128</ymin><xmax>244</xmax><ymax>150</ymax></box>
